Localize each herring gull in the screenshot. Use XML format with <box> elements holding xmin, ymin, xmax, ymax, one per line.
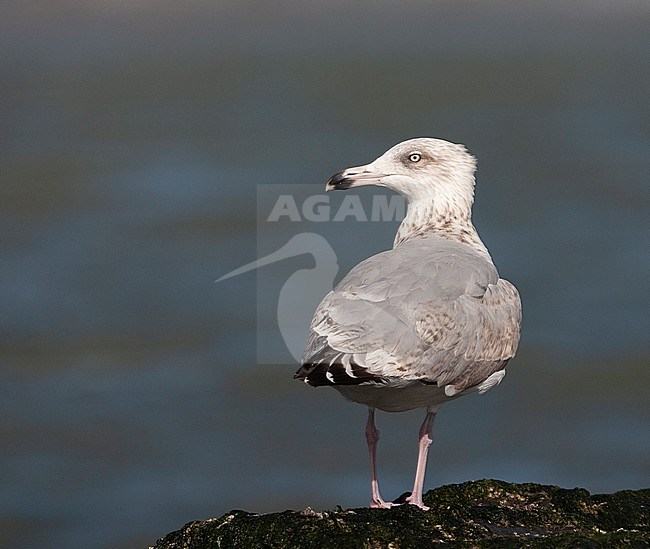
<box><xmin>295</xmin><ymin>137</ymin><xmax>522</xmax><ymax>509</ymax></box>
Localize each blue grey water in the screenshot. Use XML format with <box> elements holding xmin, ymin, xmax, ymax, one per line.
<box><xmin>1</xmin><ymin>2</ymin><xmax>648</xmax><ymax>548</ymax></box>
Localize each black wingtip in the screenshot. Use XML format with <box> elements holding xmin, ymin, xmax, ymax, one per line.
<box><xmin>295</xmin><ymin>360</ymin><xmax>386</xmax><ymax>387</ymax></box>
<box><xmin>293</xmin><ymin>364</ymin><xmax>312</xmax><ymax>382</ymax></box>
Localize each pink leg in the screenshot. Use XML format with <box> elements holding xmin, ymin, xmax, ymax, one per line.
<box><xmin>406</xmin><ymin>410</ymin><xmax>437</xmax><ymax>510</ymax></box>
<box><xmin>365</xmin><ymin>408</ymin><xmax>393</xmax><ymax>509</ymax></box>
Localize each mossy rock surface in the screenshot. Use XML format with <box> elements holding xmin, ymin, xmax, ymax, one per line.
<box><xmin>151</xmin><ymin>480</ymin><xmax>649</xmax><ymax>548</ymax></box>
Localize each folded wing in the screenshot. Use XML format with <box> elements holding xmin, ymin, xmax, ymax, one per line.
<box><xmin>296</xmin><ymin>235</ymin><xmax>521</xmax><ymax>393</ymax></box>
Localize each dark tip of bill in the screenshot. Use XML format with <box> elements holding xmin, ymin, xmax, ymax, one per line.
<box><xmin>326</xmin><ymin>170</ymin><xmax>352</xmax><ymax>190</ymax></box>
<box><xmin>327</xmin><ymin>170</ymin><xmax>350</xmax><ymax>189</ymax></box>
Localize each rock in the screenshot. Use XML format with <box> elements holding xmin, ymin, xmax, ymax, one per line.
<box><xmin>151</xmin><ymin>480</ymin><xmax>649</xmax><ymax>548</ymax></box>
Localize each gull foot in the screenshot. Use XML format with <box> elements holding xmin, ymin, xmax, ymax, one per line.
<box><xmin>397</xmin><ymin>491</ymin><xmax>430</xmax><ymax>510</ymax></box>
<box><xmin>370</xmin><ymin>498</ymin><xmax>396</xmax><ymax>509</ymax></box>
<box><xmin>405</xmin><ymin>494</ymin><xmax>430</xmax><ymax>510</ymax></box>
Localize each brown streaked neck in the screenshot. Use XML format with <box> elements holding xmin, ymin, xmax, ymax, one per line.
<box><xmin>393</xmin><ymin>197</ymin><xmax>492</xmax><ymax>261</ymax></box>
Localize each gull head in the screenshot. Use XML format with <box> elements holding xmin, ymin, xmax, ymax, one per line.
<box><xmin>326</xmin><ymin>138</ymin><xmax>477</xmax><ymax>209</ymax></box>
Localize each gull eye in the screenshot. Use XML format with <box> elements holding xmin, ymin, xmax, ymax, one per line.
<box><xmin>408</xmin><ymin>153</ymin><xmax>421</xmax><ymax>163</ymax></box>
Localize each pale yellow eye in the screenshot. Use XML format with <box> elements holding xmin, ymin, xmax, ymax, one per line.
<box><xmin>408</xmin><ymin>153</ymin><xmax>421</xmax><ymax>163</ymax></box>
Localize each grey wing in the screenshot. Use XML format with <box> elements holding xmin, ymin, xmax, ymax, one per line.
<box><xmin>296</xmin><ymin>236</ymin><xmax>522</xmax><ymax>392</ymax></box>
<box><xmin>415</xmin><ymin>277</ymin><xmax>522</xmax><ymax>394</ymax></box>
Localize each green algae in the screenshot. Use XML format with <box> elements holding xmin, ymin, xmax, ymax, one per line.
<box><xmin>152</xmin><ymin>480</ymin><xmax>649</xmax><ymax>548</ymax></box>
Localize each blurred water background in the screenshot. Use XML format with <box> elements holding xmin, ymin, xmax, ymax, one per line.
<box><xmin>1</xmin><ymin>1</ymin><xmax>649</xmax><ymax>547</ymax></box>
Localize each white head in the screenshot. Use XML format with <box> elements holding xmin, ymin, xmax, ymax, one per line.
<box><xmin>327</xmin><ymin>137</ymin><xmax>477</xmax><ymax>214</ymax></box>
